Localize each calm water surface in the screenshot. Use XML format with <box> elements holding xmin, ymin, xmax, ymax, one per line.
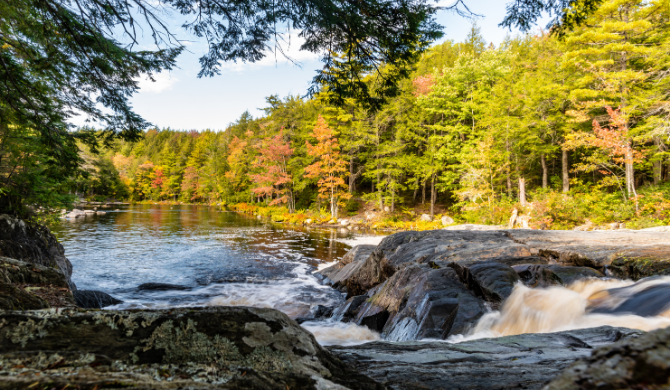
<box><xmin>51</xmin><ymin>204</ymin><xmax>372</xmax><ymax>319</ymax></box>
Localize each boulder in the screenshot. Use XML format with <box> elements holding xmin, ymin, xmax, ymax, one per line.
<box><xmin>447</xmin><ymin>261</ymin><xmax>520</xmax><ymax>307</ymax></box>
<box><xmin>420</xmin><ymin>214</ymin><xmax>432</xmax><ymax>222</ymax></box>
<box><xmin>0</xmin><ymin>307</ymin><xmax>383</xmax><ymax>390</ymax></box>
<box><xmin>341</xmin><ymin>230</ymin><xmax>525</xmax><ymax>297</ymax></box>
<box><xmin>587</xmin><ymin>278</ymin><xmax>670</xmax><ymax>317</ymax></box>
<box><xmin>0</xmin><ymin>256</ymin><xmax>76</xmax><ymax>309</ymax></box>
<box><xmin>137</xmin><ymin>282</ymin><xmax>191</xmax><ymax>291</ymax></box>
<box><xmin>544</xmin><ymin>326</ymin><xmax>669</xmax><ymax>390</ymax></box>
<box><xmin>319</xmin><ymin>245</ymin><xmax>375</xmax><ymax>291</ymax></box>
<box><xmin>608</xmin><ymin>251</ymin><xmax>670</xmax><ymax>280</ymax></box>
<box><xmin>441</xmin><ymin>215</ymin><xmax>455</xmax><ymax>226</ymax></box>
<box><xmin>331</xmin><ymin>295</ymin><xmax>368</xmax><ymax>322</ymax></box>
<box><xmin>296</xmin><ymin>305</ymin><xmax>334</xmax><ymax>324</ymax></box>
<box><xmin>330</xmin><ymin>326</ymin><xmax>642</xmax><ymax>390</ymax></box>
<box><xmin>514</xmin><ymin>264</ymin><xmax>604</xmax><ymax>288</ymax></box>
<box><xmin>352</xmin><ymin>265</ymin><xmax>485</xmax><ymax>340</ymax></box>
<box><xmin>72</xmin><ymin>290</ymin><xmax>123</xmax><ymax>308</ymax></box>
<box><xmin>0</xmin><ymin>214</ymin><xmax>75</xmax><ymax>289</ymax></box>
<box><xmin>0</xmin><ymin>282</ymin><xmax>50</xmax><ymax>310</ymax></box>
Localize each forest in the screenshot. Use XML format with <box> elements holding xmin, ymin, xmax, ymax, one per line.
<box><xmin>8</xmin><ymin>0</ymin><xmax>670</xmax><ymax>229</ymax></box>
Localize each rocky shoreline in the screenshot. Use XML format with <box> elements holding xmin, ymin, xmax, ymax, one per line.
<box><xmin>0</xmin><ymin>213</ymin><xmax>669</xmax><ymax>389</ymax></box>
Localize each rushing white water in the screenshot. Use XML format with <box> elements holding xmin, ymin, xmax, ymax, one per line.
<box><xmin>301</xmin><ymin>320</ymin><xmax>381</xmax><ymax>346</ymax></box>
<box><xmin>447</xmin><ymin>277</ymin><xmax>670</xmax><ymax>343</ymax></box>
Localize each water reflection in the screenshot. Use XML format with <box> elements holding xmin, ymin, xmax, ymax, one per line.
<box><xmin>51</xmin><ymin>204</ymin><xmax>361</xmax><ymax>317</ymax></box>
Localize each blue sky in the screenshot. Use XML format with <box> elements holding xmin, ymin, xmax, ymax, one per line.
<box><xmin>70</xmin><ymin>0</ymin><xmax>549</xmax><ymax>131</ymax></box>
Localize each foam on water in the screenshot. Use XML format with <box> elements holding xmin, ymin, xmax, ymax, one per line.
<box><xmin>301</xmin><ymin>320</ymin><xmax>381</xmax><ymax>346</ymax></box>
<box><xmin>446</xmin><ymin>277</ymin><xmax>670</xmax><ymax>343</ymax></box>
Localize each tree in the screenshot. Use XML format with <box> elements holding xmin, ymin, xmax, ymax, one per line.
<box><xmin>305</xmin><ymin>116</ymin><xmax>350</xmax><ymax>218</ymax></box>
<box><xmin>566</xmin><ymin>106</ymin><xmax>644</xmax><ymax>207</ymax></box>
<box><xmin>564</xmin><ymin>0</ymin><xmax>668</xmax><ymax>204</ymax></box>
<box><xmin>250</xmin><ymin>131</ymin><xmax>295</xmax><ymax>211</ymax></box>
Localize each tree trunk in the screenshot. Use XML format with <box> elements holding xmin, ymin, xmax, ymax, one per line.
<box><xmin>349</xmin><ymin>155</ymin><xmax>355</xmax><ymax>193</ymax></box>
<box><xmin>391</xmin><ymin>190</ymin><xmax>395</xmax><ymax>213</ymax></box>
<box><xmin>518</xmin><ymin>177</ymin><xmax>526</xmax><ymax>206</ymax></box>
<box><xmin>506</xmin><ymin>140</ymin><xmax>512</xmax><ymax>196</ymax></box>
<box><xmin>653</xmin><ymin>138</ymin><xmax>663</xmax><ymax>185</ymax></box>
<box><xmin>422</xmin><ymin>180</ymin><xmax>426</xmax><ymax>205</ymax></box>
<box><xmin>540</xmin><ymin>154</ymin><xmax>548</xmax><ymax>189</ymax></box>
<box><xmin>561</xmin><ymin>149</ymin><xmax>570</xmax><ymax>193</ymax></box>
<box><xmin>430</xmin><ymin>174</ymin><xmax>437</xmax><ymax>220</ymax></box>
<box><xmin>377</xmin><ymin>168</ymin><xmax>383</xmax><ymax>211</ymax></box>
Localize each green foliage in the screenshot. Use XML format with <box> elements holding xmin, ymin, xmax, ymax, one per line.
<box><xmin>42</xmin><ymin>0</ymin><xmax>670</xmax><ymax>231</ymax></box>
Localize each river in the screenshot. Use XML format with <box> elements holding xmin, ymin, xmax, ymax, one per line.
<box><xmin>51</xmin><ymin>204</ymin><xmax>670</xmax><ymax>346</ymax></box>
<box><xmin>51</xmin><ymin>204</ymin><xmax>382</xmax><ymax>345</ymax></box>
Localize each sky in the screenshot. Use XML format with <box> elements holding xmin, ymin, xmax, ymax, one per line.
<box><xmin>69</xmin><ymin>0</ymin><xmax>549</xmax><ymax>131</ymax></box>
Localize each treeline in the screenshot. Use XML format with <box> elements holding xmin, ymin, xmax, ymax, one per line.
<box><xmin>87</xmin><ymin>0</ymin><xmax>670</xmax><ymax>227</ymax></box>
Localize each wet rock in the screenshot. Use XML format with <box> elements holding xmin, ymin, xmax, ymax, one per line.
<box><xmin>448</xmin><ymin>261</ymin><xmax>520</xmax><ymax>307</ymax></box>
<box><xmin>544</xmin><ymin>326</ymin><xmax>668</xmax><ymax>390</ymax></box>
<box><xmin>0</xmin><ymin>214</ymin><xmax>74</xmax><ymax>288</ymax></box>
<box><xmin>0</xmin><ymin>307</ymin><xmax>383</xmax><ymax>390</ymax></box>
<box><xmin>295</xmin><ymin>305</ymin><xmax>334</xmax><ymax>324</ymax></box>
<box><xmin>331</xmin><ymin>295</ymin><xmax>368</xmax><ymax>322</ymax></box>
<box><xmin>72</xmin><ymin>290</ymin><xmax>123</xmax><ymax>308</ymax></box>
<box><xmin>354</xmin><ymin>265</ymin><xmax>485</xmax><ymax>340</ymax></box>
<box><xmin>587</xmin><ymin>278</ymin><xmax>670</xmax><ymax>317</ymax></box>
<box><xmin>330</xmin><ymin>326</ymin><xmax>642</xmax><ymax>390</ymax></box>
<box><xmin>137</xmin><ymin>282</ymin><xmax>191</xmax><ymax>291</ymax></box>
<box><xmin>514</xmin><ymin>264</ymin><xmax>604</xmax><ymax>288</ymax></box>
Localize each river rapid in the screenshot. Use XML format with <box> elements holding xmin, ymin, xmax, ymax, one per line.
<box><xmin>53</xmin><ymin>204</ymin><xmax>670</xmax><ymax>346</ymax></box>
<box><xmin>52</xmin><ymin>204</ymin><xmax>381</xmax><ymax>345</ymax></box>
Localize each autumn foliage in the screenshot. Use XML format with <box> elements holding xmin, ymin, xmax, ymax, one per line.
<box><xmin>250</xmin><ymin>130</ymin><xmax>295</xmax><ymax>211</ymax></box>
<box><xmin>305</xmin><ymin>116</ymin><xmax>350</xmax><ymax>218</ymax></box>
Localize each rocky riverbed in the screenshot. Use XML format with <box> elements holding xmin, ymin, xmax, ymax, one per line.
<box><xmin>1</xmin><ymin>213</ymin><xmax>669</xmax><ymax>389</ymax></box>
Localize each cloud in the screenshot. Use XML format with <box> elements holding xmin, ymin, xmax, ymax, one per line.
<box><xmin>137</xmin><ymin>72</ymin><xmax>179</xmax><ymax>93</ymax></box>
<box><xmin>219</xmin><ymin>31</ymin><xmax>320</xmax><ymax>73</ymax></box>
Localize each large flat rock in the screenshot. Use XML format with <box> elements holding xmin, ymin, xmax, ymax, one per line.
<box><xmin>319</xmin><ymin>229</ymin><xmax>670</xmax><ymax>342</ymax></box>
<box><xmin>545</xmin><ymin>325</ymin><xmax>670</xmax><ymax>390</ymax></box>
<box><xmin>0</xmin><ymin>307</ymin><xmax>383</xmax><ymax>390</ymax></box>
<box><xmin>329</xmin><ymin>326</ymin><xmax>643</xmax><ymax>390</ymax></box>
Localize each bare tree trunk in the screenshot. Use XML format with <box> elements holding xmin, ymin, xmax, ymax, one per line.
<box><xmin>422</xmin><ymin>180</ymin><xmax>426</xmax><ymax>205</ymax></box>
<box><xmin>349</xmin><ymin>155</ymin><xmax>355</xmax><ymax>193</ymax></box>
<box><xmin>391</xmin><ymin>190</ymin><xmax>395</xmax><ymax>213</ymax></box>
<box><xmin>562</xmin><ymin>149</ymin><xmax>570</xmax><ymax>193</ymax></box>
<box><xmin>625</xmin><ymin>147</ymin><xmax>639</xmax><ymax>213</ymax></box>
<box><xmin>653</xmin><ymin>138</ymin><xmax>663</xmax><ymax>185</ymax></box>
<box><xmin>430</xmin><ymin>174</ymin><xmax>436</xmax><ymax>218</ymax></box>
<box><xmin>540</xmin><ymin>154</ymin><xmax>548</xmax><ymax>189</ymax></box>
<box><xmin>506</xmin><ymin>140</ymin><xmax>512</xmax><ymax>196</ymax></box>
<box><xmin>377</xmin><ymin>168</ymin><xmax>383</xmax><ymax>211</ymax></box>
<box><xmin>518</xmin><ymin>177</ymin><xmax>527</xmax><ymax>206</ymax></box>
